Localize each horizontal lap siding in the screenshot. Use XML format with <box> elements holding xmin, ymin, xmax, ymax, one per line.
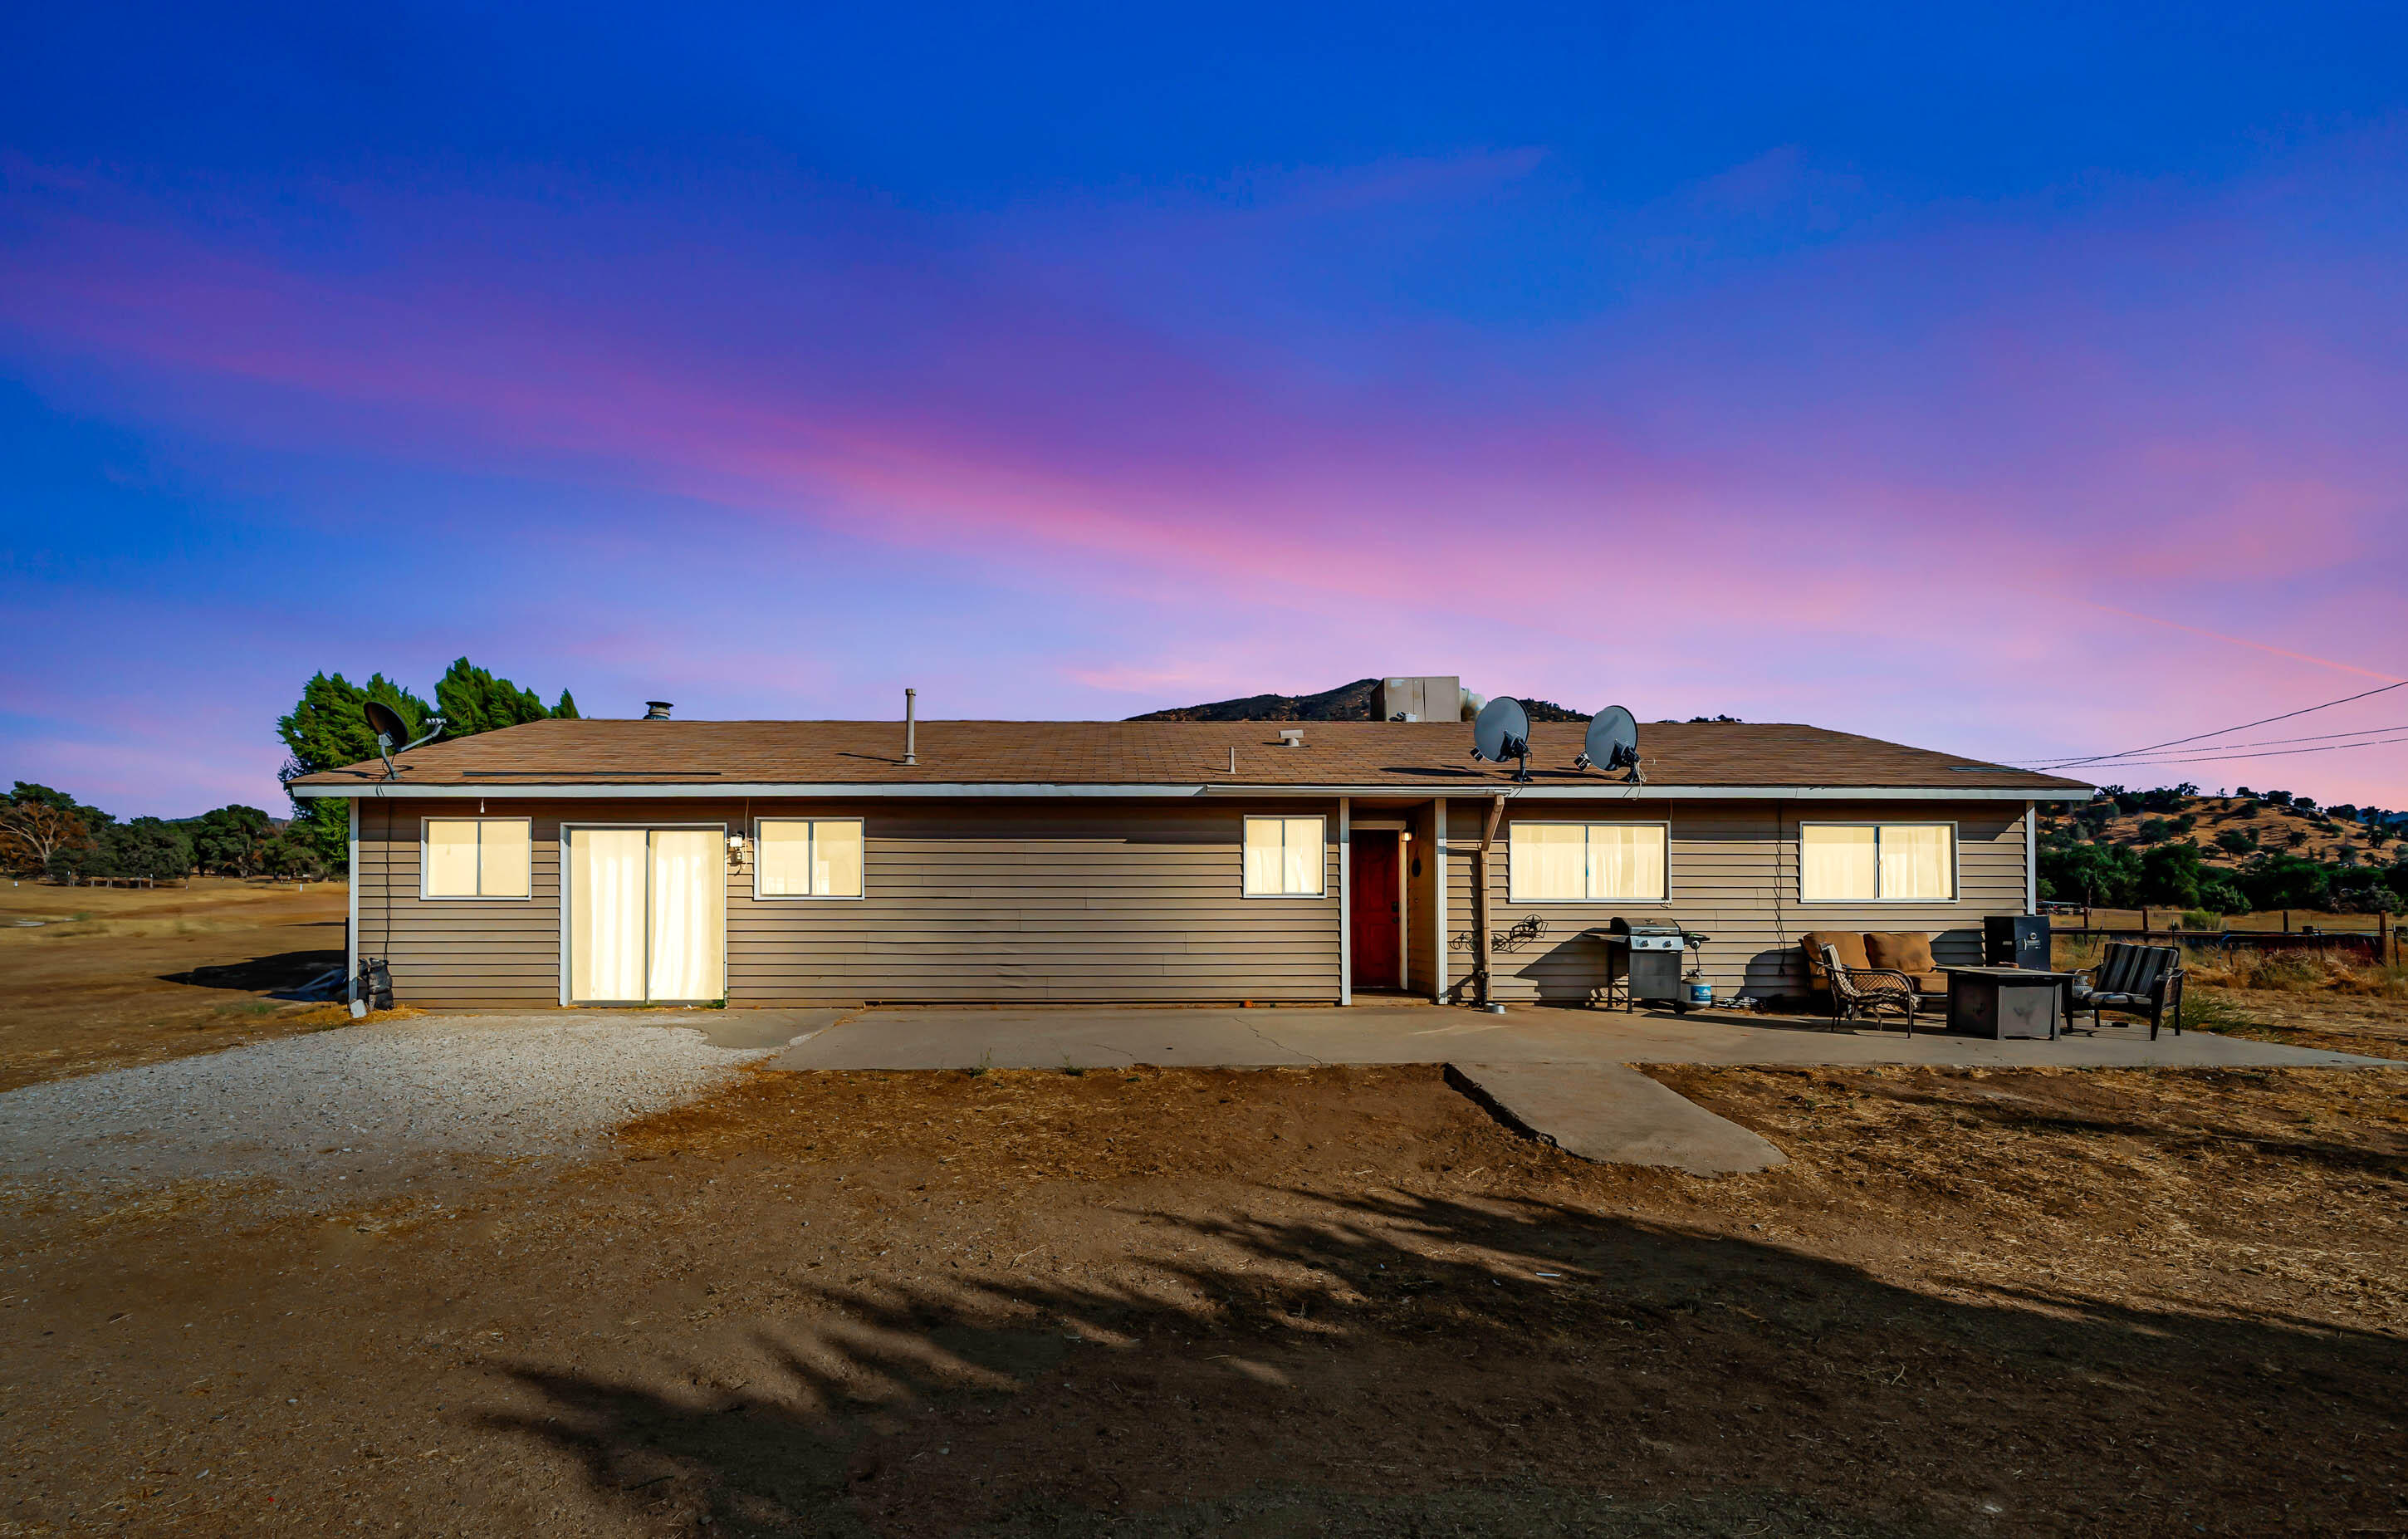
<box><xmin>353</xmin><ymin>797</ymin><xmax>1340</xmax><ymax>1007</ymax></box>
<box><xmin>1445</xmin><ymin>799</ymin><xmax>2029</xmax><ymax>1003</ymax></box>
<box><xmin>728</xmin><ymin>801</ymin><xmax>1338</xmax><ymax>1002</ymax></box>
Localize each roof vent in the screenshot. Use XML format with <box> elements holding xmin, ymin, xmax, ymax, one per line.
<box><xmin>643</xmin><ymin>701</ymin><xmax>673</xmax><ymax>720</ymax></box>
<box><xmin>1277</xmin><ymin>728</ymin><xmax>1304</xmax><ymax>748</ymax></box>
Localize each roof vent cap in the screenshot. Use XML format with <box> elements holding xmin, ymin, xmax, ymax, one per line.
<box><xmin>643</xmin><ymin>701</ymin><xmax>673</xmax><ymax>720</ymax></box>
<box><xmin>1276</xmin><ymin>728</ymin><xmax>1304</xmax><ymax>748</ymax></box>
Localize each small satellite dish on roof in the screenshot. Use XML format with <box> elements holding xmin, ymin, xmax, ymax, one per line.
<box><xmin>363</xmin><ymin>702</ymin><xmax>444</xmax><ymax>782</ymax></box>
<box><xmin>1575</xmin><ymin>705</ymin><xmax>1644</xmax><ymax>782</ymax></box>
<box><xmin>1470</xmin><ymin>696</ymin><xmax>1533</xmax><ymax>783</ymax></box>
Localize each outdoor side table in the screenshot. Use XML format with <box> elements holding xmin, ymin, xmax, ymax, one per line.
<box><xmin>1938</xmin><ymin>967</ymin><xmax>2073</xmax><ymax>1040</ymax></box>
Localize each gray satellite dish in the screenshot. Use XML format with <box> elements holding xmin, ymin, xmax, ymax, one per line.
<box><xmin>1470</xmin><ymin>696</ymin><xmax>1533</xmax><ymax>782</ymax></box>
<box><xmin>1575</xmin><ymin>705</ymin><xmax>1643</xmax><ymax>781</ymax></box>
<box><xmin>362</xmin><ymin>702</ymin><xmax>445</xmax><ymax>782</ymax></box>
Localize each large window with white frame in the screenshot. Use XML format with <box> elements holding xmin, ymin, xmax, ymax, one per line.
<box><xmin>423</xmin><ymin>817</ymin><xmax>532</xmax><ymax>899</ymax></box>
<box><xmin>1242</xmin><ymin>816</ymin><xmax>1325</xmax><ymax>897</ymax></box>
<box><xmin>754</xmin><ymin>818</ymin><xmax>865</xmax><ymax>899</ymax></box>
<box><xmin>1799</xmin><ymin>822</ymin><xmax>1955</xmax><ymax>902</ymax></box>
<box><xmin>1508</xmin><ymin>821</ymin><xmax>1668</xmax><ymax>902</ymax></box>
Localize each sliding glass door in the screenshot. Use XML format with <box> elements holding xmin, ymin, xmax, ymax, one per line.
<box><xmin>566</xmin><ymin>827</ymin><xmax>725</xmax><ymax>1003</ymax></box>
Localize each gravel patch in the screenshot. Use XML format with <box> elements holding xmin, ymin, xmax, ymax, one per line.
<box><xmin>0</xmin><ymin>1015</ymin><xmax>778</xmax><ymax>1201</ymax></box>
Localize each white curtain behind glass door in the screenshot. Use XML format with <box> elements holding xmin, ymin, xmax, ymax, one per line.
<box><xmin>570</xmin><ymin>829</ymin><xmax>647</xmax><ymax>1001</ymax></box>
<box><xmin>647</xmin><ymin>830</ymin><xmax>723</xmax><ymax>1000</ymax></box>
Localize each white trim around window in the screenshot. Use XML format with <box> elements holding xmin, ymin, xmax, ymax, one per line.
<box><xmin>1798</xmin><ymin>821</ymin><xmax>1959</xmax><ymax>903</ymax></box>
<box><xmin>1506</xmin><ymin>821</ymin><xmax>1670</xmax><ymax>903</ymax></box>
<box><xmin>752</xmin><ymin>817</ymin><xmax>867</xmax><ymax>900</ymax></box>
<box><xmin>419</xmin><ymin>816</ymin><xmax>533</xmax><ymax>900</ymax></box>
<box><xmin>1241</xmin><ymin>814</ymin><xmax>1327</xmax><ymax>898</ymax></box>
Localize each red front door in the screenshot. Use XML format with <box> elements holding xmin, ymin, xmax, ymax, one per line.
<box><xmin>1350</xmin><ymin>832</ymin><xmax>1401</xmax><ymax>988</ymax></box>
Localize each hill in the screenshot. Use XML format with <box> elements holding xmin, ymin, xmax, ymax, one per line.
<box><xmin>2040</xmin><ymin>792</ymin><xmax>2399</xmax><ymax>872</ymax></box>
<box><xmin>1128</xmin><ymin>679</ymin><xmax>1591</xmax><ymax>723</ymax></box>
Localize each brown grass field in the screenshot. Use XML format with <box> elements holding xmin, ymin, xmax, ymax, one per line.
<box><xmin>0</xmin><ymin>883</ymin><xmax>2402</xmax><ymax>1537</ymax></box>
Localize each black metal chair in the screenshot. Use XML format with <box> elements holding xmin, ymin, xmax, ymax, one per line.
<box><xmin>2065</xmin><ymin>943</ymin><xmax>2185</xmax><ymax>1039</ymax></box>
<box><xmin>1818</xmin><ymin>943</ymin><xmax>1919</xmax><ymax>1036</ymax></box>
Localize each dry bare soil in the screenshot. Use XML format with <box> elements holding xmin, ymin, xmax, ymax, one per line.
<box><xmin>4</xmin><ymin>1057</ymin><xmax>2405</xmax><ymax>1537</ymax></box>
<box><xmin>0</xmin><ymin>878</ymin><xmax>350</xmax><ymax>1091</ymax></box>
<box><xmin>3</xmin><ymin>883</ymin><xmax>2405</xmax><ymax>1537</ymax></box>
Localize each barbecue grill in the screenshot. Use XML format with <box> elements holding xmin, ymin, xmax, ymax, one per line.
<box><xmin>1595</xmin><ymin>918</ymin><xmax>1711</xmax><ymax>1012</ymax></box>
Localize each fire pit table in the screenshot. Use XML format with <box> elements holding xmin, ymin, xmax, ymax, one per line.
<box><xmin>1937</xmin><ymin>966</ymin><xmax>2078</xmax><ymax>1040</ymax></box>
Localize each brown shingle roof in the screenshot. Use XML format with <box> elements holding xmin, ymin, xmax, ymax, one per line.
<box><xmin>289</xmin><ymin>718</ymin><xmax>2092</xmax><ymax>795</ymax></box>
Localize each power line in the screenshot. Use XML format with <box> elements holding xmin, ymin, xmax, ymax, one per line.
<box><xmin>2042</xmin><ymin>732</ymin><xmax>2408</xmax><ymax>772</ymax></box>
<box><xmin>2019</xmin><ymin>677</ymin><xmax>2408</xmax><ymax>770</ymax></box>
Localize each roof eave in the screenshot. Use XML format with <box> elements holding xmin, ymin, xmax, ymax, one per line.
<box><xmin>290</xmin><ymin>779</ymin><xmax>2092</xmax><ymax>801</ymax></box>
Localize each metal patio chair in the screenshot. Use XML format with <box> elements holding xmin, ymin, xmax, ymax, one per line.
<box><xmin>2065</xmin><ymin>942</ymin><xmax>2185</xmax><ymax>1039</ymax></box>
<box><xmin>1818</xmin><ymin>943</ymin><xmax>1919</xmax><ymax>1036</ymax></box>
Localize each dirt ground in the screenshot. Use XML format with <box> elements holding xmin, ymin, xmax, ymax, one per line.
<box><xmin>0</xmin><ymin>879</ymin><xmax>350</xmax><ymax>1091</ymax></box>
<box><xmin>4</xmin><ymin>1053</ymin><xmax>2404</xmax><ymax>1537</ymax></box>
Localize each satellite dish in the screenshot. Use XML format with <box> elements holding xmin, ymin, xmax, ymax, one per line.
<box><xmin>1470</xmin><ymin>696</ymin><xmax>1533</xmax><ymax>782</ymax></box>
<box><xmin>1575</xmin><ymin>705</ymin><xmax>1643</xmax><ymax>781</ymax></box>
<box><xmin>361</xmin><ymin>702</ymin><xmax>445</xmax><ymax>782</ymax></box>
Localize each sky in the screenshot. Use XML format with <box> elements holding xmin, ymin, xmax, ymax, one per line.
<box><xmin>2</xmin><ymin>1</ymin><xmax>2405</xmax><ymax>816</ymax></box>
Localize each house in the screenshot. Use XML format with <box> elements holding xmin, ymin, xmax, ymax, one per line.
<box><xmin>286</xmin><ymin>711</ymin><xmax>2094</xmax><ymax>1011</ymax></box>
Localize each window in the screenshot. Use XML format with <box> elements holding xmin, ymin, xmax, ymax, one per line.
<box><xmin>1243</xmin><ymin>816</ymin><xmax>1325</xmax><ymax>896</ymax></box>
<box><xmin>1799</xmin><ymin>823</ymin><xmax>1955</xmax><ymax>901</ymax></box>
<box><xmin>423</xmin><ymin>818</ymin><xmax>531</xmax><ymax>899</ymax></box>
<box><xmin>755</xmin><ymin>819</ymin><xmax>864</xmax><ymax>899</ymax></box>
<box><xmin>1508</xmin><ymin>822</ymin><xmax>1668</xmax><ymax>902</ymax></box>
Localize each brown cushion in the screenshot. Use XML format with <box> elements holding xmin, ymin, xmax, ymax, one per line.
<box><xmin>1803</xmin><ymin>931</ymin><xmax>1871</xmax><ymax>984</ymax></box>
<box><xmin>1865</xmin><ymin>932</ymin><xmax>1936</xmax><ymax>973</ymax></box>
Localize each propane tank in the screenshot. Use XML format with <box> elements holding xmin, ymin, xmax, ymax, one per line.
<box><xmin>1685</xmin><ymin>970</ymin><xmax>1712</xmax><ymax>1007</ymax></box>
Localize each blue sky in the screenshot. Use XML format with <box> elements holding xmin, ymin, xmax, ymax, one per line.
<box><xmin>4</xmin><ymin>2</ymin><xmax>2405</xmax><ymax>813</ymax></box>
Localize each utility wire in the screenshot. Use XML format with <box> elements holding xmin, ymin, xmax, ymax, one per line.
<box><xmin>2034</xmin><ymin>732</ymin><xmax>2408</xmax><ymax>772</ymax></box>
<box><xmin>2018</xmin><ymin>677</ymin><xmax>2408</xmax><ymax>770</ymax></box>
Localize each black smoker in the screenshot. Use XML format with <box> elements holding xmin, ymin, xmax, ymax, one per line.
<box><xmin>1597</xmin><ymin>917</ymin><xmax>1711</xmax><ymax>1013</ymax></box>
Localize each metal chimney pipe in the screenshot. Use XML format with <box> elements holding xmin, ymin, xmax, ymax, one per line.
<box><xmin>903</xmin><ymin>688</ymin><xmax>918</xmax><ymax>766</ymax></box>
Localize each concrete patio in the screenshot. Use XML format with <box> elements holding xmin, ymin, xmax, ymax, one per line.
<box><xmin>757</xmin><ymin>1002</ymin><xmax>2394</xmax><ymax>1072</ymax></box>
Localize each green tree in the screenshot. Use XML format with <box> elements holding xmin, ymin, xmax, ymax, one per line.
<box><xmin>2238</xmin><ymin>855</ymin><xmax>2332</xmax><ymax>912</ymax></box>
<box><xmin>0</xmin><ymin>783</ymin><xmax>105</xmax><ymax>874</ymax></box>
<box><xmin>92</xmin><ymin>817</ymin><xmax>193</xmax><ymax>880</ymax></box>
<box><xmin>2136</xmin><ymin>841</ymin><xmax>2205</xmax><ymax>908</ymax></box>
<box><xmin>2196</xmin><ymin>876</ymin><xmax>2248</xmax><ymax>915</ymax></box>
<box><xmin>553</xmin><ymin>689</ymin><xmax>580</xmax><ymax>719</ymax></box>
<box><xmin>278</xmin><ymin>673</ymin><xmax>434</xmax><ymax>777</ymax></box>
<box><xmin>2038</xmin><ymin>841</ymin><xmax>2141</xmax><ymax>907</ymax></box>
<box><xmin>2213</xmin><ymin>827</ymin><xmax>2256</xmax><ymax>857</ymax></box>
<box><xmin>433</xmin><ymin>658</ymin><xmax>551</xmax><ymax>738</ymax></box>
<box><xmin>190</xmin><ymin>805</ymin><xmax>276</xmax><ymax>875</ymax></box>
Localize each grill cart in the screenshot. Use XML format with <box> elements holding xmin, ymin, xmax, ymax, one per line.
<box><xmin>1595</xmin><ymin>918</ymin><xmax>1711</xmax><ymax>1013</ymax></box>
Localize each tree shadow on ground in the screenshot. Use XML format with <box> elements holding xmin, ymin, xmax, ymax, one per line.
<box><xmin>160</xmin><ymin>948</ymin><xmax>342</xmax><ymax>991</ymax></box>
<box><xmin>478</xmin><ymin>1187</ymin><xmax>2406</xmax><ymax>1538</ymax></box>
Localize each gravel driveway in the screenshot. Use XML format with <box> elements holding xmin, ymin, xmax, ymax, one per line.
<box><xmin>0</xmin><ymin>1014</ymin><xmax>789</xmax><ymax>1202</ymax></box>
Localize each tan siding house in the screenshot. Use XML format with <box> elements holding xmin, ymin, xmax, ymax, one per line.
<box><xmin>296</xmin><ymin>717</ymin><xmax>2089</xmax><ymax>1010</ymax></box>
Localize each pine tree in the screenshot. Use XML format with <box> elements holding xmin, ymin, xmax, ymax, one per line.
<box><xmin>553</xmin><ymin>689</ymin><xmax>580</xmax><ymax>719</ymax></box>
<box><xmin>434</xmin><ymin>658</ymin><xmax>552</xmax><ymax>738</ymax></box>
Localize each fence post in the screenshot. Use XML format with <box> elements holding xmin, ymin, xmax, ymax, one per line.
<box><xmin>2283</xmin><ymin>909</ymin><xmax>2292</xmax><ymax>934</ymax></box>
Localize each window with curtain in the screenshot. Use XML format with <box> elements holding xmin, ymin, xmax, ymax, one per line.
<box><xmin>1242</xmin><ymin>816</ymin><xmax>1324</xmax><ymax>896</ymax></box>
<box><xmin>1799</xmin><ymin>823</ymin><xmax>1955</xmax><ymax>901</ymax></box>
<box><xmin>1507</xmin><ymin>822</ymin><xmax>1668</xmax><ymax>901</ymax></box>
<box><xmin>422</xmin><ymin>818</ymin><xmax>531</xmax><ymax>899</ymax></box>
<box><xmin>755</xmin><ymin>819</ymin><xmax>866</xmax><ymax>898</ymax></box>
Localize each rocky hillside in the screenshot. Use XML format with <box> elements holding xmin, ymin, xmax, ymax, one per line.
<box><xmin>2040</xmin><ymin>792</ymin><xmax>2399</xmax><ymax>870</ymax></box>
<box><xmin>1128</xmin><ymin>679</ymin><xmax>1590</xmax><ymax>723</ymax></box>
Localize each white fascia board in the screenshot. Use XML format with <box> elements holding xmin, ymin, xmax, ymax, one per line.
<box><xmin>292</xmin><ymin>781</ymin><xmax>2091</xmax><ymax>802</ymax></box>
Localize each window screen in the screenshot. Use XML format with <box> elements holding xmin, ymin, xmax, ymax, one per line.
<box><xmin>1507</xmin><ymin>823</ymin><xmax>1668</xmax><ymax>901</ymax></box>
<box><xmin>423</xmin><ymin>819</ymin><xmax>531</xmax><ymax>899</ymax></box>
<box><xmin>1242</xmin><ymin>816</ymin><xmax>1324</xmax><ymax>896</ymax></box>
<box><xmin>1800</xmin><ymin>824</ymin><xmax>1954</xmax><ymax>901</ymax></box>
<box><xmin>756</xmin><ymin>819</ymin><xmax>865</xmax><ymax>898</ymax></box>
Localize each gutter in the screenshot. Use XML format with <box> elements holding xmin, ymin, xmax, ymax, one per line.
<box><xmin>290</xmin><ymin>781</ymin><xmax>2091</xmax><ymax>802</ymax></box>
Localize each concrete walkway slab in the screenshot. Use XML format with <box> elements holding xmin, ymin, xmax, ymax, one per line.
<box><xmin>766</xmin><ymin>1002</ymin><xmax>2394</xmax><ymax>1072</ymax></box>
<box><xmin>1444</xmin><ymin>1061</ymin><xmax>1787</xmax><ymax>1176</ymax></box>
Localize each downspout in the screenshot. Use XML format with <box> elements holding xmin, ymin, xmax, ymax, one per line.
<box><xmin>903</xmin><ymin>689</ymin><xmax>918</xmax><ymax>767</ymax></box>
<box><xmin>2024</xmin><ymin>798</ymin><xmax>2037</xmax><ymax>914</ymax></box>
<box><xmin>1472</xmin><ymin>792</ymin><xmax>1506</xmax><ymax>1007</ymax></box>
<box><xmin>1432</xmin><ymin>796</ymin><xmax>1448</xmax><ymax>1002</ymax></box>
